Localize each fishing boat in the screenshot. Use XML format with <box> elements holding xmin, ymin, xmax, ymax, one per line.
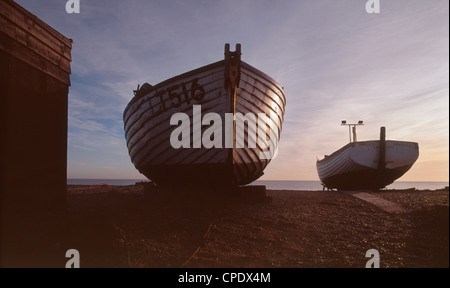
<box><xmin>123</xmin><ymin>44</ymin><xmax>286</xmax><ymax>187</ymax></box>
<box><xmin>316</xmin><ymin>123</ymin><xmax>419</xmax><ymax>190</ymax></box>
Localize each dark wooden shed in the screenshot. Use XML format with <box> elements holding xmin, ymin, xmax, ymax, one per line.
<box><xmin>0</xmin><ymin>0</ymin><xmax>72</xmax><ymax>267</ymax></box>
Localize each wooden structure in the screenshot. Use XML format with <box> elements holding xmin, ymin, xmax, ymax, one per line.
<box><xmin>316</xmin><ymin>127</ymin><xmax>419</xmax><ymax>191</ymax></box>
<box><xmin>0</xmin><ymin>0</ymin><xmax>72</xmax><ymax>266</ymax></box>
<box><xmin>124</xmin><ymin>44</ymin><xmax>286</xmax><ymax>187</ymax></box>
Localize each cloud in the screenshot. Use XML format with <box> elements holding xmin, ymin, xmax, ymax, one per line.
<box><xmin>14</xmin><ymin>0</ymin><xmax>449</xmax><ymax>181</ymax></box>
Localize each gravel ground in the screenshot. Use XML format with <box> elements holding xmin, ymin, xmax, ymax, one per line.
<box><xmin>60</xmin><ymin>184</ymin><xmax>448</xmax><ymax>268</ymax></box>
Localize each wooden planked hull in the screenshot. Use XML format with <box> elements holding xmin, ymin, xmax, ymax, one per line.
<box><xmin>123</xmin><ymin>45</ymin><xmax>286</xmax><ymax>187</ymax></box>
<box><xmin>316</xmin><ymin>140</ymin><xmax>419</xmax><ymax>190</ymax></box>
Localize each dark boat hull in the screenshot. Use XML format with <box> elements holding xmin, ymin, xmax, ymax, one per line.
<box><xmin>320</xmin><ymin>163</ymin><xmax>415</xmax><ymax>190</ymax></box>
<box><xmin>317</xmin><ymin>140</ymin><xmax>419</xmax><ymax>190</ymax></box>
<box><xmin>123</xmin><ymin>45</ymin><xmax>286</xmax><ymax>187</ymax></box>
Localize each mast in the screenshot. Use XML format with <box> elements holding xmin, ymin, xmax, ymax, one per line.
<box><xmin>378</xmin><ymin>127</ymin><xmax>386</xmax><ymax>170</ymax></box>
<box><xmin>224</xmin><ymin>43</ymin><xmax>242</xmax><ymax>185</ymax></box>
<box><xmin>341</xmin><ymin>120</ymin><xmax>364</xmax><ymax>143</ymax></box>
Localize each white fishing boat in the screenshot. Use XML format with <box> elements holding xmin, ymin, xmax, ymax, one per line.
<box><xmin>316</xmin><ymin>123</ymin><xmax>419</xmax><ymax>190</ymax></box>
<box><xmin>124</xmin><ymin>44</ymin><xmax>286</xmax><ymax>187</ymax></box>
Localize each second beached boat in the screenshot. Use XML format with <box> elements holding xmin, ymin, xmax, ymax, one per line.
<box><xmin>316</xmin><ymin>124</ymin><xmax>419</xmax><ymax>190</ymax></box>
<box><xmin>124</xmin><ymin>44</ymin><xmax>286</xmax><ymax>187</ymax></box>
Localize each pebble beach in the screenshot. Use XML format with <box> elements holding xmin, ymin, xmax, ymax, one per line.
<box><xmin>59</xmin><ymin>184</ymin><xmax>448</xmax><ymax>268</ymax></box>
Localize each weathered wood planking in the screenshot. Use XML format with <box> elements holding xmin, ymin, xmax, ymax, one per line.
<box><xmin>0</xmin><ymin>0</ymin><xmax>72</xmax><ymax>56</ymax></box>
<box><xmin>125</xmin><ymin>64</ymin><xmax>228</xmax><ymax>168</ymax></box>
<box><xmin>0</xmin><ymin>0</ymin><xmax>72</xmax><ymax>85</ymax></box>
<box><xmin>232</xmin><ymin>63</ymin><xmax>285</xmax><ymax>184</ymax></box>
<box><xmin>0</xmin><ymin>0</ymin><xmax>73</xmax><ymax>267</ymax></box>
<box><xmin>316</xmin><ymin>140</ymin><xmax>419</xmax><ymax>190</ymax></box>
<box><xmin>124</xmin><ymin>45</ymin><xmax>286</xmax><ymax>187</ymax></box>
<box><xmin>0</xmin><ymin>16</ymin><xmax>71</xmax><ymax>73</ymax></box>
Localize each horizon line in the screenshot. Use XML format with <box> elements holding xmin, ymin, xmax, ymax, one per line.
<box><xmin>66</xmin><ymin>178</ymin><xmax>450</xmax><ymax>183</ymax></box>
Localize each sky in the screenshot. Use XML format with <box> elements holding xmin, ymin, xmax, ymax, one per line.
<box><xmin>14</xmin><ymin>0</ymin><xmax>449</xmax><ymax>182</ymax></box>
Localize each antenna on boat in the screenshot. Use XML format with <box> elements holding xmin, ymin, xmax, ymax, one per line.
<box><xmin>341</xmin><ymin>120</ymin><xmax>364</xmax><ymax>143</ymax></box>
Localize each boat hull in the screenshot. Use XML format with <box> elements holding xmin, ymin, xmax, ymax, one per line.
<box><xmin>316</xmin><ymin>140</ymin><xmax>419</xmax><ymax>190</ymax></box>
<box><xmin>124</xmin><ymin>49</ymin><xmax>286</xmax><ymax>187</ymax></box>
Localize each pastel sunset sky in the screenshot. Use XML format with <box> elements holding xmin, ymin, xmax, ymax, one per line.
<box><xmin>15</xmin><ymin>0</ymin><xmax>449</xmax><ymax>182</ymax></box>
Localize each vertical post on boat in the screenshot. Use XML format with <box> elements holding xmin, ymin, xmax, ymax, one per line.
<box><xmin>378</xmin><ymin>127</ymin><xmax>386</xmax><ymax>170</ymax></box>
<box><xmin>348</xmin><ymin>125</ymin><xmax>352</xmax><ymax>143</ymax></box>
<box><xmin>224</xmin><ymin>43</ymin><xmax>242</xmax><ymax>185</ymax></box>
<box><xmin>341</xmin><ymin>120</ymin><xmax>364</xmax><ymax>143</ymax></box>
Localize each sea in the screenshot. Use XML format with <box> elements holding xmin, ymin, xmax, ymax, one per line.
<box><xmin>67</xmin><ymin>179</ymin><xmax>449</xmax><ymax>191</ymax></box>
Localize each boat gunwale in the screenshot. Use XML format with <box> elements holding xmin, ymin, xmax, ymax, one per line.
<box><xmin>123</xmin><ymin>60</ymin><xmax>286</xmax><ymax>117</ymax></box>
<box><xmin>316</xmin><ymin>140</ymin><xmax>419</xmax><ymax>164</ymax></box>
